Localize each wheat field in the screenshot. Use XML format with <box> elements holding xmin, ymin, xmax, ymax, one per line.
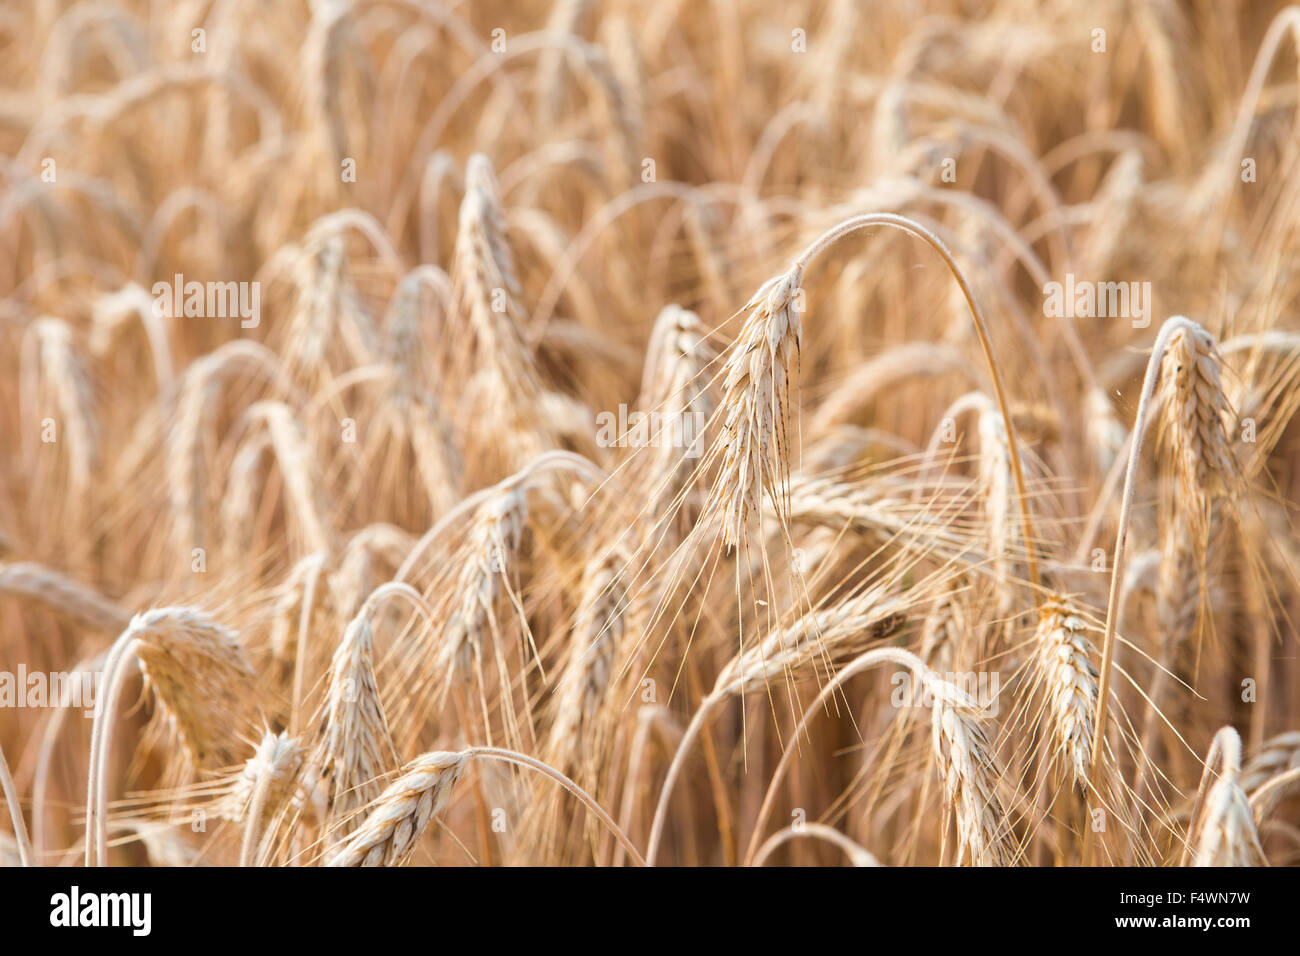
<box><xmin>2</xmin><ymin>0</ymin><xmax>1300</xmax><ymax>868</ymax></box>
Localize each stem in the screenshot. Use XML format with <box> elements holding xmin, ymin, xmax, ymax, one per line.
<box><xmin>93</xmin><ymin>642</ymin><xmax>137</xmax><ymax>869</ymax></box>
<box><xmin>791</xmin><ymin>212</ymin><xmax>1041</xmax><ymax>588</ymax></box>
<box><xmin>750</xmin><ymin>822</ymin><xmax>879</xmax><ymax>867</ymax></box>
<box><xmin>359</xmin><ymin>581</ymin><xmax>435</xmax><ymax>623</ymax></box>
<box><xmin>85</xmin><ymin>630</ymin><xmax>138</xmax><ymax>866</ymax></box>
<box><xmin>452</xmin><ymin>689</ymin><xmax>495</xmax><ymax>867</ymax></box>
<box><xmin>743</xmin><ymin>648</ymin><xmax>929</xmax><ymax>865</ymax></box>
<box><xmin>463</xmin><ymin>746</ymin><xmax>645</xmax><ymax>867</ymax></box>
<box><xmin>0</xmin><ymin>742</ymin><xmax>34</xmax><ymax>867</ymax></box>
<box><xmin>685</xmin><ymin>653</ymin><xmax>736</xmax><ymax>865</ymax></box>
<box><xmin>288</xmin><ymin>553</ymin><xmax>325</xmax><ymax>737</ymax></box>
<box><xmin>396</xmin><ymin>450</ymin><xmax>603</xmax><ymax>582</ymax></box>
<box><xmin>645</xmin><ymin>695</ymin><xmax>720</xmax><ymax>866</ymax></box>
<box><xmin>611</xmin><ymin>708</ymin><xmax>671</xmax><ymax>867</ymax></box>
<box><xmin>1218</xmin><ymin>10</ymin><xmax>1300</xmax><ymax>213</ymax></box>
<box><xmin>239</xmin><ymin>774</ymin><xmax>271</xmax><ymax>867</ymax></box>
<box><xmin>1089</xmin><ymin>318</ymin><xmax>1196</xmax><ymax>791</ymax></box>
<box><xmin>32</xmin><ymin>697</ymin><xmax>71</xmax><ymax>862</ymax></box>
<box><xmin>1250</xmin><ymin>765</ymin><xmax>1300</xmax><ymax>816</ymax></box>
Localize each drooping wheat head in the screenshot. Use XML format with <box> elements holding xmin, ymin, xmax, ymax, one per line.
<box><xmin>711</xmin><ymin>268</ymin><xmax>803</xmax><ymax>552</ymax></box>
<box><xmin>324</xmin><ymin>750</ymin><xmax>467</xmax><ymax>867</ymax></box>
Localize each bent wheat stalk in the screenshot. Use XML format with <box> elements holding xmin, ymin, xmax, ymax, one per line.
<box><xmin>751</xmin><ymin>822</ymin><xmax>881</xmax><ymax>867</ymax></box>
<box><xmin>0</xmin><ymin>743</ymin><xmax>33</xmax><ymax>867</ymax></box>
<box><xmin>743</xmin><ymin>646</ymin><xmax>930</xmax><ymax>865</ymax></box>
<box><xmin>462</xmin><ymin>747</ymin><xmax>645</xmax><ymax>867</ymax></box>
<box><xmin>788</xmin><ymin>212</ymin><xmax>1041</xmax><ymax>586</ymax></box>
<box><xmin>646</xmin><ymin>594</ymin><xmax>905</xmax><ymax>865</ymax></box>
<box><xmin>0</xmin><ymin>562</ymin><xmax>130</xmax><ymax>633</ymax></box>
<box><xmin>1091</xmin><ymin>317</ymin><xmax>1232</xmax><ymax>791</ymax></box>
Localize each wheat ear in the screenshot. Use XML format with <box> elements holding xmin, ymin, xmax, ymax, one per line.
<box><xmin>233</xmin><ymin>730</ymin><xmax>305</xmax><ymax>867</ymax></box>
<box><xmin>1186</xmin><ymin>727</ymin><xmax>1266</xmax><ymax>867</ymax></box>
<box><xmin>1033</xmin><ymin>596</ymin><xmax>1100</xmax><ymax>786</ymax></box>
<box><xmin>742</xmin><ymin>645</ymin><xmax>1011</xmax><ymax>867</ymax></box>
<box><xmin>327</xmin><ymin>747</ymin><xmax>643</xmax><ymax>866</ymax></box>
<box><xmin>712</xmin><ymin>269</ymin><xmax>802</xmax><ymax>552</ymax></box>
<box><xmin>324</xmin><ymin>751</ymin><xmax>467</xmax><ymax>867</ymax></box>
<box><xmin>317</xmin><ymin>584</ymin><xmax>427</xmax><ymax>836</ymax></box>
<box><xmin>1242</xmin><ymin>732</ymin><xmax>1300</xmax><ymax>793</ymax></box>
<box><xmin>703</xmin><ymin>212</ymin><xmax>1040</xmax><ymax>577</ymax></box>
<box><xmin>930</xmin><ymin>677</ymin><xmax>1011</xmax><ymax>866</ymax></box>
<box><xmin>86</xmin><ymin>607</ymin><xmax>254</xmax><ymax>865</ymax></box>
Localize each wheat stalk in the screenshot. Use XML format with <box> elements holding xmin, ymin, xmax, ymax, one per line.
<box><xmin>1092</xmin><ymin>317</ymin><xmax>1238</xmax><ymax>798</ymax></box>
<box><xmin>750</xmin><ymin>822</ymin><xmax>881</xmax><ymax>867</ymax></box>
<box><xmin>647</xmin><ymin>590</ymin><xmax>905</xmax><ymax>865</ymax></box>
<box><xmin>0</xmin><ymin>742</ymin><xmax>33</xmax><ymax>867</ymax></box>
<box><xmin>0</xmin><ymin>562</ymin><xmax>130</xmax><ymax>632</ymax></box>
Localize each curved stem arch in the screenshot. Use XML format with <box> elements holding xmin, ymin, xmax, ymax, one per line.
<box><xmin>790</xmin><ymin>212</ymin><xmax>1042</xmax><ymax>588</ymax></box>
